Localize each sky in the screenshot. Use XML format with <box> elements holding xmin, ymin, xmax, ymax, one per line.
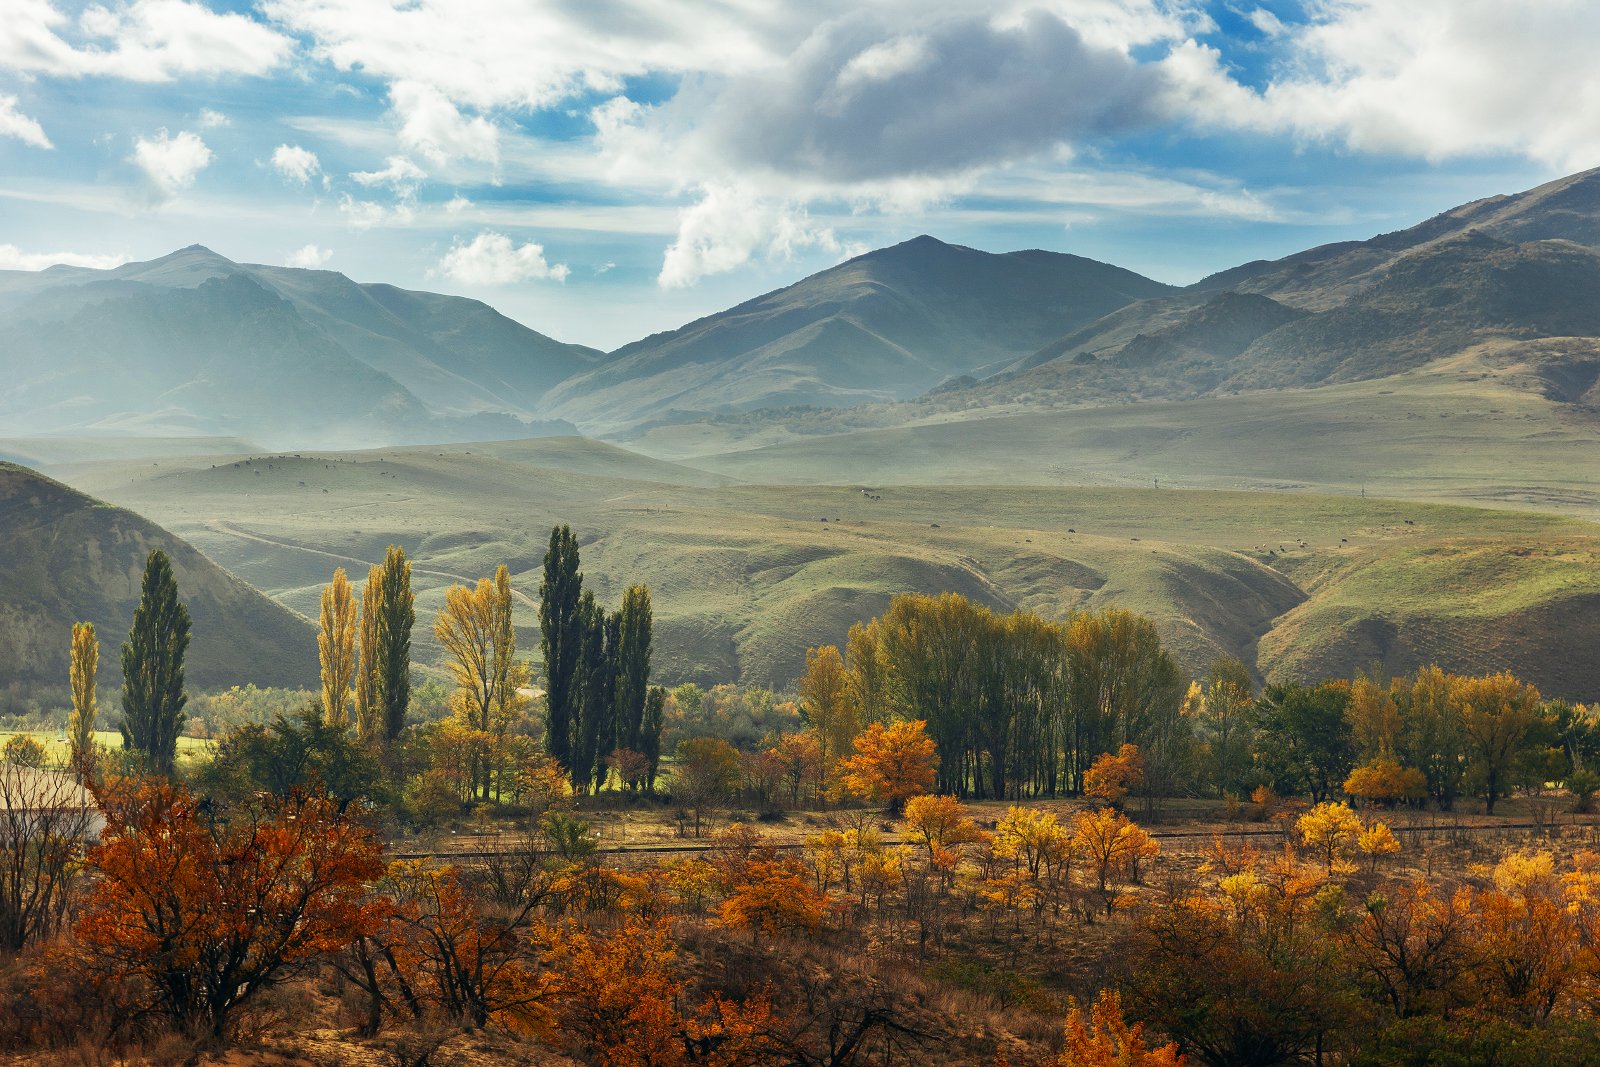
<box><xmin>1</xmin><ymin>1</ymin><xmax>1597</xmax><ymax>351</ymax></box>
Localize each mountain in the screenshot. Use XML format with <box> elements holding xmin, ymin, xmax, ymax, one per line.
<box><xmin>0</xmin><ymin>246</ymin><xmax>601</xmax><ymax>446</ymax></box>
<box><xmin>543</xmin><ymin>236</ymin><xmax>1176</xmax><ymax>432</ymax></box>
<box><xmin>0</xmin><ymin>462</ymin><xmax>315</xmax><ymax>692</ymax></box>
<box><xmin>866</xmin><ymin>168</ymin><xmax>1600</xmax><ymax>419</ymax></box>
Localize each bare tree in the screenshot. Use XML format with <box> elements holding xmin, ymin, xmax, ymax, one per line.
<box><xmin>0</xmin><ymin>763</ymin><xmax>94</xmax><ymax>952</ymax></box>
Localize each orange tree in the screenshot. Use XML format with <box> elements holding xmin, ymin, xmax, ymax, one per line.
<box><xmin>838</xmin><ymin>719</ymin><xmax>938</xmax><ymax>813</ymax></box>
<box><xmin>76</xmin><ymin>780</ymin><xmax>383</xmax><ymax>1041</ymax></box>
<box><xmin>1056</xmin><ymin>989</ymin><xmax>1185</xmax><ymax>1066</ymax></box>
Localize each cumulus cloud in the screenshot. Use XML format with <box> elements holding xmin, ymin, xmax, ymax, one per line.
<box><xmin>1166</xmin><ymin>0</ymin><xmax>1600</xmax><ymax>171</ymax></box>
<box><xmin>2</xmin><ymin>0</ymin><xmax>292</xmax><ymax>81</ymax></box>
<box><xmin>0</xmin><ymin>244</ymin><xmax>129</xmax><ymax>271</ymax></box>
<box><xmin>659</xmin><ymin>183</ymin><xmax>847</xmax><ymax>289</ymax></box>
<box><xmin>0</xmin><ymin>95</ymin><xmax>51</xmax><ymax>148</ymax></box>
<box><xmin>271</xmin><ymin>143</ymin><xmax>320</xmax><ymax>184</ymax></box>
<box><xmin>197</xmin><ymin>107</ymin><xmax>229</xmax><ymax>127</ymax></box>
<box><xmin>674</xmin><ymin>11</ymin><xmax>1166</xmax><ymax>182</ymax></box>
<box><xmin>438</xmin><ymin>231</ymin><xmax>569</xmax><ymax>284</ymax></box>
<box><xmin>285</xmin><ymin>243</ymin><xmax>332</xmax><ymax>268</ymax></box>
<box><xmin>351</xmin><ymin>154</ymin><xmax>426</xmax><ymax>195</ymax></box>
<box><xmin>130</xmin><ymin>127</ymin><xmax>212</xmax><ymax>199</ymax></box>
<box><xmin>338</xmin><ymin>194</ymin><xmax>414</xmax><ymax>229</ymax></box>
<box><xmin>390</xmin><ymin>80</ymin><xmax>498</xmax><ymax>165</ymax></box>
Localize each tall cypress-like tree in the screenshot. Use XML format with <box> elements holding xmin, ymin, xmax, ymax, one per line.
<box><xmin>355</xmin><ymin>566</ymin><xmax>382</xmax><ymax>742</ymax></box>
<box><xmin>120</xmin><ymin>550</ymin><xmax>190</xmax><ymax>775</ymax></box>
<box><xmin>641</xmin><ymin>685</ymin><xmax>667</xmax><ymax>789</ymax></box>
<box><xmin>613</xmin><ymin>584</ymin><xmax>653</xmax><ymax>753</ymax></box>
<box><xmin>568</xmin><ymin>593</ymin><xmax>620</xmax><ymax>794</ymax></box>
<box><xmin>374</xmin><ymin>545</ymin><xmax>415</xmax><ymax>742</ymax></box>
<box><xmin>318</xmin><ymin>568</ymin><xmax>357</xmax><ymax>728</ymax></box>
<box><xmin>539</xmin><ymin>525</ymin><xmax>583</xmax><ymax>770</ymax></box>
<box><xmin>68</xmin><ymin>621</ymin><xmax>99</xmax><ymax>773</ymax></box>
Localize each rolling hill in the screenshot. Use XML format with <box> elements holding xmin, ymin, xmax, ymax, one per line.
<box><xmin>0</xmin><ymin>246</ymin><xmax>601</xmax><ymax>446</ymax></box>
<box><xmin>51</xmin><ymin>440</ymin><xmax>1600</xmax><ymax>701</ymax></box>
<box><xmin>0</xmin><ymin>462</ymin><xmax>316</xmax><ymax>693</ymax></box>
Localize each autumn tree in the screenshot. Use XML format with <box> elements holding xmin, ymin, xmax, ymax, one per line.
<box><xmin>540</xmin><ymin>525</ymin><xmax>584</xmax><ymax>772</ymax></box>
<box><xmin>799</xmin><ymin>644</ymin><xmax>858</xmax><ymax>792</ymax></box>
<box><xmin>1296</xmin><ymin>801</ymin><xmax>1364</xmax><ymax>872</ymax></box>
<box><xmin>119</xmin><ymin>549</ymin><xmax>190</xmax><ymax>775</ymax></box>
<box><xmin>1065</xmin><ymin>609</ymin><xmax>1184</xmax><ymax>802</ymax></box>
<box><xmin>1189</xmin><ymin>658</ymin><xmax>1255</xmax><ymax>799</ymax></box>
<box><xmin>318</xmin><ymin>567</ymin><xmax>358</xmax><ymax>728</ymax></box>
<box><xmin>1084</xmin><ymin>744</ymin><xmax>1145</xmax><ymax>809</ymax></box>
<box><xmin>673</xmin><ymin>736</ymin><xmax>741</xmax><ymax>837</ymax></box>
<box><xmin>1054</xmin><ymin>990</ymin><xmax>1185</xmax><ymax>1067</ymax></box>
<box><xmin>538</xmin><ymin>918</ymin><xmax>780</xmax><ymax>1066</ymax></box>
<box><xmin>1073</xmin><ymin>807</ymin><xmax>1159</xmax><ymax>907</ymax></box>
<box><xmin>837</xmin><ymin>718</ymin><xmax>938</xmax><ymax>813</ymax></box>
<box><xmin>1344</xmin><ymin>759</ymin><xmax>1427</xmax><ymax>807</ymax></box>
<box><xmin>435</xmin><ymin>565</ymin><xmax>529</xmax><ymax>801</ymax></box>
<box><xmin>68</xmin><ymin>620</ymin><xmax>99</xmax><ymax>773</ymax></box>
<box><xmin>902</xmin><ymin>794</ymin><xmax>984</xmax><ymax>863</ymax></box>
<box><xmin>77</xmin><ymin>781</ymin><xmax>383</xmax><ymax>1040</ymax></box>
<box><xmin>1455</xmin><ymin>672</ymin><xmax>1542</xmax><ymax>814</ymax></box>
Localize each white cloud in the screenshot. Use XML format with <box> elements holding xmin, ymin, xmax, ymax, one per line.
<box><xmin>438</xmin><ymin>231</ymin><xmax>569</xmax><ymax>284</ymax></box>
<box><xmin>658</xmin><ymin>183</ymin><xmax>844</xmax><ymax>289</ymax></box>
<box><xmin>444</xmin><ymin>194</ymin><xmax>472</xmax><ymax>213</ymax></box>
<box><xmin>1167</xmin><ymin>0</ymin><xmax>1600</xmax><ymax>171</ymax></box>
<box><xmin>0</xmin><ymin>243</ymin><xmax>128</xmax><ymax>271</ymax></box>
<box><xmin>1</xmin><ymin>0</ymin><xmax>292</xmax><ymax>81</ymax></box>
<box><xmin>0</xmin><ymin>95</ymin><xmax>51</xmax><ymax>148</ymax></box>
<box><xmin>338</xmin><ymin>194</ymin><xmax>414</xmax><ymax>229</ymax></box>
<box><xmin>130</xmin><ymin>127</ymin><xmax>213</xmax><ymax>199</ymax></box>
<box><xmin>390</xmin><ymin>80</ymin><xmax>498</xmax><ymax>165</ymax></box>
<box><xmin>271</xmin><ymin>143</ymin><xmax>320</xmax><ymax>184</ymax></box>
<box><xmin>351</xmin><ymin>154</ymin><xmax>426</xmax><ymax>195</ymax></box>
<box><xmin>197</xmin><ymin>107</ymin><xmax>229</xmax><ymax>128</ymax></box>
<box><xmin>285</xmin><ymin>243</ymin><xmax>332</xmax><ymax>268</ymax></box>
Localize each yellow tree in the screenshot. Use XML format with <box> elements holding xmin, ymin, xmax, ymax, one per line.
<box><xmin>837</xmin><ymin>718</ymin><xmax>938</xmax><ymax>813</ymax></box>
<box><xmin>1296</xmin><ymin>801</ymin><xmax>1364</xmax><ymax>872</ymax></box>
<box><xmin>1073</xmin><ymin>807</ymin><xmax>1159</xmax><ymax>909</ymax></box>
<box><xmin>798</xmin><ymin>644</ymin><xmax>858</xmax><ymax>792</ymax></box>
<box><xmin>68</xmin><ymin>621</ymin><xmax>99</xmax><ymax>772</ymax></box>
<box><xmin>318</xmin><ymin>568</ymin><xmax>358</xmax><ymax>727</ymax></box>
<box><xmin>435</xmin><ymin>565</ymin><xmax>528</xmax><ymax>801</ymax></box>
<box><xmin>902</xmin><ymin>794</ymin><xmax>984</xmax><ymax>863</ymax></box>
<box><xmin>1454</xmin><ymin>672</ymin><xmax>1542</xmax><ymax>814</ymax></box>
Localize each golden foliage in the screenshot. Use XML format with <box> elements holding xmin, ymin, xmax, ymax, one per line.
<box><xmin>838</xmin><ymin>718</ymin><xmax>939</xmax><ymax>811</ymax></box>
<box><xmin>318</xmin><ymin>567</ymin><xmax>357</xmax><ymax>727</ymax></box>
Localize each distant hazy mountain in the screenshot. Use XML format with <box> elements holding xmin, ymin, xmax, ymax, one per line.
<box><xmin>0</xmin><ymin>246</ymin><xmax>600</xmax><ymax>446</ymax></box>
<box><xmin>543</xmin><ymin>236</ymin><xmax>1175</xmax><ymax>432</ymax></box>
<box><xmin>0</xmin><ymin>462</ymin><xmax>315</xmax><ymax>692</ymax></box>
<box><xmin>911</xmin><ymin>167</ymin><xmax>1600</xmax><ymax>415</ymax></box>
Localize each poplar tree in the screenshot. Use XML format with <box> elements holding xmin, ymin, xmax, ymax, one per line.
<box><xmin>120</xmin><ymin>550</ymin><xmax>190</xmax><ymax>775</ymax></box>
<box><xmin>568</xmin><ymin>593</ymin><xmax>618</xmax><ymax>794</ymax></box>
<box><xmin>355</xmin><ymin>568</ymin><xmax>382</xmax><ymax>742</ymax></box>
<box><xmin>539</xmin><ymin>525</ymin><xmax>583</xmax><ymax>770</ymax></box>
<box><xmin>318</xmin><ymin>568</ymin><xmax>357</xmax><ymax>727</ymax></box>
<box><xmin>374</xmin><ymin>545</ymin><xmax>414</xmax><ymax>742</ymax></box>
<box><xmin>614</xmin><ymin>584</ymin><xmax>653</xmax><ymax>752</ymax></box>
<box><xmin>641</xmin><ymin>685</ymin><xmax>667</xmax><ymax>789</ymax></box>
<box><xmin>68</xmin><ymin>621</ymin><xmax>99</xmax><ymax>773</ymax></box>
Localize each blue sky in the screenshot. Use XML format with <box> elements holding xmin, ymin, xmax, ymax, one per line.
<box><xmin>0</xmin><ymin>0</ymin><xmax>1593</xmax><ymax>350</ymax></box>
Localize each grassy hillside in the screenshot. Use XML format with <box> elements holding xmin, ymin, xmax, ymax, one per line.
<box><xmin>52</xmin><ymin>439</ymin><xmax>1600</xmax><ymax>701</ymax></box>
<box><xmin>668</xmin><ymin>346</ymin><xmax>1600</xmax><ymax>517</ymax></box>
<box><xmin>0</xmin><ymin>463</ymin><xmax>316</xmax><ymax>692</ymax></box>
